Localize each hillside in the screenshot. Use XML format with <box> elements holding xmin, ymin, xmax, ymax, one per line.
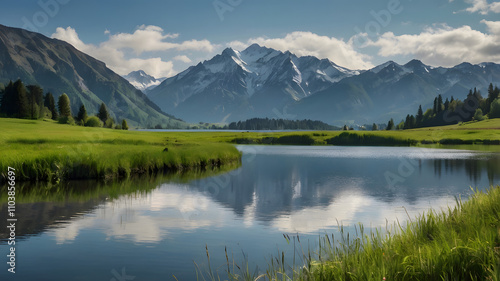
<box><xmin>0</xmin><ymin>24</ymin><xmax>186</xmax><ymax>128</ymax></box>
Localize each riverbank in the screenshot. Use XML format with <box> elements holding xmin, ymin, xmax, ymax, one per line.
<box><xmin>1</xmin><ymin>118</ymin><xmax>499</xmax><ymax>183</ymax></box>
<box><xmin>297</xmin><ymin>185</ymin><xmax>500</xmax><ymax>280</ymax></box>
<box><xmin>223</xmin><ymin>118</ymin><xmax>500</xmax><ymax>146</ymax></box>
<box><xmin>203</xmin><ymin>185</ymin><xmax>500</xmax><ymax>280</ymax></box>
<box><xmin>0</xmin><ymin>118</ymin><xmax>241</xmax><ymax>183</ymax></box>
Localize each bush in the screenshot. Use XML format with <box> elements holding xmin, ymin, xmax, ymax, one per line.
<box><xmin>85</xmin><ymin>116</ymin><xmax>103</xmax><ymax>127</ymax></box>
<box><xmin>326</xmin><ymin>132</ymin><xmax>415</xmax><ymax>146</ymax></box>
<box><xmin>274</xmin><ymin>134</ymin><xmax>315</xmax><ymax>145</ymax></box>
<box><xmin>58</xmin><ymin>116</ymin><xmax>75</xmax><ymax>125</ymax></box>
<box><xmin>473</xmin><ymin>108</ymin><xmax>485</xmax><ymax>121</ymax></box>
<box><xmin>104</xmin><ymin>118</ymin><xmax>114</xmax><ymax>128</ymax></box>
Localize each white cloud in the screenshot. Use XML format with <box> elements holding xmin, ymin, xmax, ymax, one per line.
<box><xmin>462</xmin><ymin>0</ymin><xmax>500</xmax><ymax>14</ymax></box>
<box><xmin>52</xmin><ymin>25</ymin><xmax>216</xmax><ymax>78</ymax></box>
<box><xmin>365</xmin><ymin>22</ymin><xmax>500</xmax><ymax>67</ymax></box>
<box><xmin>105</xmin><ymin>25</ymin><xmax>214</xmax><ymax>55</ymax></box>
<box><xmin>173</xmin><ymin>55</ymin><xmax>192</xmax><ymax>63</ymax></box>
<box><xmin>229</xmin><ymin>31</ymin><xmax>374</xmax><ymax>70</ymax></box>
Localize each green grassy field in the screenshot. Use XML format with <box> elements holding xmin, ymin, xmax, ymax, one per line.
<box><xmin>1</xmin><ymin>118</ymin><xmax>499</xmax><ymax>183</ymax></box>
<box><xmin>0</xmin><ymin>118</ymin><xmax>241</xmax><ymax>183</ymax></box>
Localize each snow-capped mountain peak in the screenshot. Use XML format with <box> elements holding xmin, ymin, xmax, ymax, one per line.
<box><xmin>124</xmin><ymin>70</ymin><xmax>166</xmax><ymax>93</ymax></box>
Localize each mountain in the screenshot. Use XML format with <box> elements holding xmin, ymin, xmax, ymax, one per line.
<box><xmin>148</xmin><ymin>44</ymin><xmax>500</xmax><ymax>125</ymax></box>
<box><xmin>148</xmin><ymin>44</ymin><xmax>358</xmax><ymax>123</ymax></box>
<box><xmin>0</xmin><ymin>24</ymin><xmax>186</xmax><ymax>128</ymax></box>
<box><xmin>124</xmin><ymin>70</ymin><xmax>166</xmax><ymax>93</ymax></box>
<box><xmin>292</xmin><ymin>60</ymin><xmax>500</xmax><ymax>124</ymax></box>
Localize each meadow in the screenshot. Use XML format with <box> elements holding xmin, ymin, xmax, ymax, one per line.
<box><xmin>0</xmin><ymin>118</ymin><xmax>241</xmax><ymax>183</ymax></box>
<box><xmin>1</xmin><ymin>118</ymin><xmax>500</xmax><ymax>183</ymax></box>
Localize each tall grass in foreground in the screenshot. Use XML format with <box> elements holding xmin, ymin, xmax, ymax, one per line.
<box><xmin>196</xmin><ymin>186</ymin><xmax>500</xmax><ymax>281</ymax></box>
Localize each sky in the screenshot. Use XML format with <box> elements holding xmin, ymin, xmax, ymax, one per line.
<box><xmin>1</xmin><ymin>0</ymin><xmax>500</xmax><ymax>78</ymax></box>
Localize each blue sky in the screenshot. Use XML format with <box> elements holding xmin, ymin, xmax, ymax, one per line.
<box><xmin>1</xmin><ymin>0</ymin><xmax>500</xmax><ymax>78</ymax></box>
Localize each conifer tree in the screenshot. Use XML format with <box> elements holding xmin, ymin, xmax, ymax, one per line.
<box><xmin>76</xmin><ymin>104</ymin><xmax>88</xmax><ymax>123</ymax></box>
<box><xmin>58</xmin><ymin>93</ymin><xmax>72</xmax><ymax>117</ymax></box>
<box><xmin>13</xmin><ymin>80</ymin><xmax>29</xmax><ymax>118</ymax></box>
<box><xmin>44</xmin><ymin>93</ymin><xmax>58</xmax><ymax>120</ymax></box>
<box><xmin>27</xmin><ymin>85</ymin><xmax>44</xmax><ymax>119</ymax></box>
<box><xmin>98</xmin><ymin>102</ymin><xmax>110</xmax><ymax>122</ymax></box>
<box><xmin>122</xmin><ymin>119</ymin><xmax>129</xmax><ymax>130</ymax></box>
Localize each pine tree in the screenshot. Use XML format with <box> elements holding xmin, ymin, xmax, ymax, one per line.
<box><xmin>433</xmin><ymin>97</ymin><xmax>438</xmax><ymax>114</ymax></box>
<box><xmin>437</xmin><ymin>94</ymin><xmax>443</xmax><ymax>113</ymax></box>
<box><xmin>386</xmin><ymin>118</ymin><xmax>394</xmax><ymax>130</ymax></box>
<box><xmin>0</xmin><ymin>81</ymin><xmax>14</xmax><ymax>116</ymax></box>
<box><xmin>27</xmin><ymin>85</ymin><xmax>44</xmax><ymax>119</ymax></box>
<box><xmin>44</xmin><ymin>93</ymin><xmax>58</xmax><ymax>120</ymax></box>
<box><xmin>416</xmin><ymin>105</ymin><xmax>424</xmax><ymax>126</ymax></box>
<box><xmin>122</xmin><ymin>119</ymin><xmax>129</xmax><ymax>130</ymax></box>
<box><xmin>13</xmin><ymin>80</ymin><xmax>29</xmax><ymax>118</ymax></box>
<box><xmin>98</xmin><ymin>102</ymin><xmax>110</xmax><ymax>122</ymax></box>
<box><xmin>372</xmin><ymin>123</ymin><xmax>378</xmax><ymax>131</ymax></box>
<box><xmin>76</xmin><ymin>104</ymin><xmax>88</xmax><ymax>123</ymax></box>
<box><xmin>58</xmin><ymin>93</ymin><xmax>72</xmax><ymax>117</ymax></box>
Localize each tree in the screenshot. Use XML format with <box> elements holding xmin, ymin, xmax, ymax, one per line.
<box><xmin>416</xmin><ymin>105</ymin><xmax>424</xmax><ymax>127</ymax></box>
<box><xmin>342</xmin><ymin>125</ymin><xmax>349</xmax><ymax>131</ymax></box>
<box><xmin>98</xmin><ymin>102</ymin><xmax>110</xmax><ymax>122</ymax></box>
<box><xmin>473</xmin><ymin>108</ymin><xmax>485</xmax><ymax>121</ymax></box>
<box><xmin>489</xmin><ymin>98</ymin><xmax>500</xmax><ymax>118</ymax></box>
<box><xmin>437</xmin><ymin>94</ymin><xmax>443</xmax><ymax>113</ymax></box>
<box><xmin>122</xmin><ymin>119</ymin><xmax>129</xmax><ymax>130</ymax></box>
<box><xmin>11</xmin><ymin>80</ymin><xmax>30</xmax><ymax>118</ymax></box>
<box><xmin>58</xmin><ymin>93</ymin><xmax>71</xmax><ymax>117</ymax></box>
<box><xmin>386</xmin><ymin>118</ymin><xmax>394</xmax><ymax>130</ymax></box>
<box><xmin>487</xmin><ymin>83</ymin><xmax>500</xmax><ymax>113</ymax></box>
<box><xmin>76</xmin><ymin>104</ymin><xmax>88</xmax><ymax>124</ymax></box>
<box><xmin>0</xmin><ymin>81</ymin><xmax>14</xmax><ymax>116</ymax></box>
<box><xmin>27</xmin><ymin>85</ymin><xmax>44</xmax><ymax>119</ymax></box>
<box><xmin>44</xmin><ymin>93</ymin><xmax>58</xmax><ymax>120</ymax></box>
<box><xmin>372</xmin><ymin>123</ymin><xmax>378</xmax><ymax>131</ymax></box>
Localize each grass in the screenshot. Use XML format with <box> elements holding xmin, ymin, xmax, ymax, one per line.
<box><xmin>198</xmin><ymin>186</ymin><xmax>500</xmax><ymax>281</ymax></box>
<box><xmin>1</xmin><ymin>118</ymin><xmax>499</xmax><ymax>183</ymax></box>
<box><xmin>0</xmin><ymin>118</ymin><xmax>241</xmax><ymax>183</ymax></box>
<box><xmin>194</xmin><ymin>118</ymin><xmax>500</xmax><ymax>146</ymax></box>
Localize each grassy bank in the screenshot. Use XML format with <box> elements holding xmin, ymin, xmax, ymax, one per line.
<box><xmin>1</xmin><ymin>118</ymin><xmax>499</xmax><ymax>183</ymax></box>
<box><xmin>201</xmin><ymin>186</ymin><xmax>500</xmax><ymax>280</ymax></box>
<box><xmin>215</xmin><ymin>118</ymin><xmax>500</xmax><ymax>146</ymax></box>
<box><xmin>296</xmin><ymin>186</ymin><xmax>500</xmax><ymax>280</ymax></box>
<box><xmin>0</xmin><ymin>118</ymin><xmax>241</xmax><ymax>183</ymax></box>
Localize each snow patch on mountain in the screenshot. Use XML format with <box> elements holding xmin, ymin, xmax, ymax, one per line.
<box><xmin>124</xmin><ymin>70</ymin><xmax>166</xmax><ymax>93</ymax></box>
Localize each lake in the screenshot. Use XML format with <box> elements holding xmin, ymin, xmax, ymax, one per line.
<box><xmin>1</xmin><ymin>145</ymin><xmax>500</xmax><ymax>280</ymax></box>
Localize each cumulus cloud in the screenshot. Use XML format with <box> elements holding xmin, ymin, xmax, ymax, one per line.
<box><xmin>229</xmin><ymin>31</ymin><xmax>374</xmax><ymax>70</ymax></box>
<box><xmin>364</xmin><ymin>22</ymin><xmax>500</xmax><ymax>67</ymax></box>
<box><xmin>173</xmin><ymin>55</ymin><xmax>192</xmax><ymax>63</ymax></box>
<box><xmin>462</xmin><ymin>0</ymin><xmax>500</xmax><ymax>14</ymax></box>
<box><xmin>52</xmin><ymin>25</ymin><xmax>216</xmax><ymax>78</ymax></box>
<box><xmin>104</xmin><ymin>25</ymin><xmax>214</xmax><ymax>54</ymax></box>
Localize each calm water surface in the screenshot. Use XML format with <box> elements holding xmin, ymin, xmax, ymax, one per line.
<box><xmin>1</xmin><ymin>146</ymin><xmax>500</xmax><ymax>280</ymax></box>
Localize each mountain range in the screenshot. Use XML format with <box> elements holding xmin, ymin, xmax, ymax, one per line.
<box><xmin>148</xmin><ymin>44</ymin><xmax>500</xmax><ymax>125</ymax></box>
<box><xmin>124</xmin><ymin>70</ymin><xmax>166</xmax><ymax>93</ymax></box>
<box><xmin>0</xmin><ymin>24</ymin><xmax>185</xmax><ymax>128</ymax></box>
<box><xmin>1</xmin><ymin>23</ymin><xmax>499</xmax><ymax>127</ymax></box>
